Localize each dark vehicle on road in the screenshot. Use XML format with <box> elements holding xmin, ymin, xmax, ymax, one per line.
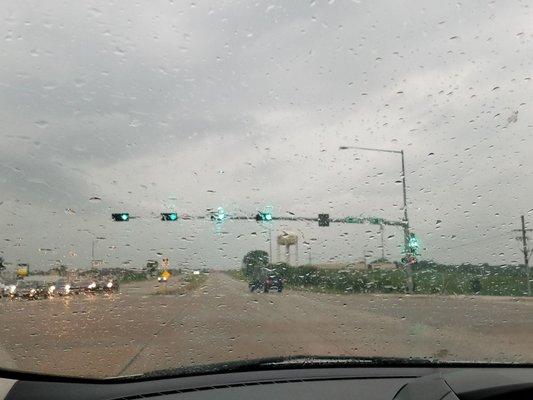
<box><xmin>263</xmin><ymin>274</ymin><xmax>284</xmax><ymax>293</ymax></box>
<box><xmin>70</xmin><ymin>279</ymin><xmax>98</xmax><ymax>294</ymax></box>
<box><xmin>99</xmin><ymin>276</ymin><xmax>119</xmax><ymax>292</ymax></box>
<box><xmin>13</xmin><ymin>281</ymin><xmax>47</xmax><ymax>300</ymax></box>
<box><xmin>249</xmin><ymin>268</ymin><xmax>284</xmax><ymax>293</ymax></box>
<box><xmin>54</xmin><ymin>279</ymin><xmax>72</xmax><ymax>296</ymax></box>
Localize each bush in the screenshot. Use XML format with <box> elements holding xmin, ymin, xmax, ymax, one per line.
<box><xmin>242</xmin><ymin>250</ymin><xmax>269</xmax><ymax>278</ymax></box>
<box><xmin>470</xmin><ymin>278</ymin><xmax>482</xmax><ymax>293</ymax></box>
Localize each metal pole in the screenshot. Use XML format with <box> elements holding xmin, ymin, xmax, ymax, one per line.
<box><xmin>380</xmin><ymin>224</ymin><xmax>385</xmax><ymax>260</ymax></box>
<box><xmin>401</xmin><ymin>150</ymin><xmax>414</xmax><ymax>293</ymax></box>
<box><xmin>269</xmin><ymin>229</ymin><xmax>272</xmax><ymax>264</ymax></box>
<box><xmin>521</xmin><ymin>215</ymin><xmax>530</xmax><ymax>296</ymax></box>
<box><xmin>91</xmin><ymin>239</ymin><xmax>95</xmax><ymax>269</ymax></box>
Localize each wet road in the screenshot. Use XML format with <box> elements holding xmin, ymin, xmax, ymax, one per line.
<box><xmin>0</xmin><ymin>272</ymin><xmax>532</xmax><ymax>378</ymax></box>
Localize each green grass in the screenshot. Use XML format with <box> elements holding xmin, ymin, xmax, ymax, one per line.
<box><xmin>225</xmin><ymin>269</ymin><xmax>247</xmax><ymax>281</ymax></box>
<box><xmin>184</xmin><ymin>274</ymin><xmax>208</xmax><ymax>290</ymax></box>
<box><xmin>119</xmin><ymin>271</ymin><xmax>149</xmax><ymax>284</ymax></box>
<box><xmin>152</xmin><ymin>274</ymin><xmax>208</xmax><ymax>295</ymax></box>
<box><xmin>236</xmin><ymin>263</ymin><xmax>531</xmax><ymax>297</ymax></box>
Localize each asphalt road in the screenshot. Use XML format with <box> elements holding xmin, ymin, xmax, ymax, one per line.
<box><xmin>0</xmin><ymin>272</ymin><xmax>532</xmax><ymax>378</ymax></box>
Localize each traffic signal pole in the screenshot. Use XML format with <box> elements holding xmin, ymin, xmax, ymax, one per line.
<box><xmin>400</xmin><ymin>150</ymin><xmax>414</xmax><ymax>293</ymax></box>
<box><xmin>339</xmin><ymin>146</ymin><xmax>414</xmax><ymax>293</ymax></box>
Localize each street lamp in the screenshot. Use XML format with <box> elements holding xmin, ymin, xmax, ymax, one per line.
<box><xmin>339</xmin><ymin>145</ymin><xmax>413</xmax><ymax>292</ymax></box>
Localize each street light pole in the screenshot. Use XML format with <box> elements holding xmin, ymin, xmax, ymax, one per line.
<box><xmin>339</xmin><ymin>145</ymin><xmax>413</xmax><ymax>292</ymax></box>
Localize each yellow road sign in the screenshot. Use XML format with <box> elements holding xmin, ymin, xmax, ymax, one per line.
<box><xmin>161</xmin><ymin>270</ymin><xmax>171</xmax><ymax>280</ymax></box>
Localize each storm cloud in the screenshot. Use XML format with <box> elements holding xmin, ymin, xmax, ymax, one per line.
<box><xmin>1</xmin><ymin>0</ymin><xmax>532</xmax><ymax>270</ymax></box>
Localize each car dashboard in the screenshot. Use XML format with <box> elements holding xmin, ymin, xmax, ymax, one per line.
<box><xmin>1</xmin><ymin>366</ymin><xmax>532</xmax><ymax>400</ymax></box>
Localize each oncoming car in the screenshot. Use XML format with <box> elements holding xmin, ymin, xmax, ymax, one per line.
<box><xmin>249</xmin><ymin>268</ymin><xmax>284</xmax><ymax>293</ymax></box>
<box><xmin>53</xmin><ymin>279</ymin><xmax>72</xmax><ymax>296</ymax></box>
<box><xmin>98</xmin><ymin>277</ymin><xmax>119</xmax><ymax>292</ymax></box>
<box><xmin>12</xmin><ymin>281</ymin><xmax>47</xmax><ymax>300</ymax></box>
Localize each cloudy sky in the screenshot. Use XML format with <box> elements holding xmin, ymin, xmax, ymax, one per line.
<box><xmin>1</xmin><ymin>0</ymin><xmax>533</xmax><ymax>270</ymax></box>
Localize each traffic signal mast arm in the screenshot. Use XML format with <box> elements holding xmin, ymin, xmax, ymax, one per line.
<box><xmin>113</xmin><ymin>212</ymin><xmax>406</xmax><ymax>228</ymax></box>
<box><xmin>185</xmin><ymin>214</ymin><xmax>406</xmax><ymax>227</ymax></box>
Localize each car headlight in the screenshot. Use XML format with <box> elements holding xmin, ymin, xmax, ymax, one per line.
<box><xmin>9</xmin><ymin>285</ymin><xmax>16</xmax><ymax>294</ymax></box>
<box><xmin>88</xmin><ymin>282</ymin><xmax>96</xmax><ymax>289</ymax></box>
<box><xmin>48</xmin><ymin>285</ymin><xmax>56</xmax><ymax>294</ymax></box>
<box><xmin>106</xmin><ymin>281</ymin><xmax>113</xmax><ymax>288</ymax></box>
<box><xmin>65</xmin><ymin>284</ymin><xmax>71</xmax><ymax>294</ymax></box>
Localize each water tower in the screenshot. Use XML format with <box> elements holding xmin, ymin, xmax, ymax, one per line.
<box><xmin>277</xmin><ymin>231</ymin><xmax>299</xmax><ymax>265</ymax></box>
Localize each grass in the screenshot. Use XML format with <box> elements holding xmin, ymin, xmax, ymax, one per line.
<box><xmin>152</xmin><ymin>274</ymin><xmax>207</xmax><ymax>296</ymax></box>
<box><xmin>234</xmin><ymin>262</ymin><xmax>532</xmax><ymax>297</ymax></box>
<box><xmin>119</xmin><ymin>271</ymin><xmax>150</xmax><ymax>284</ymax></box>
<box><xmin>225</xmin><ymin>269</ymin><xmax>247</xmax><ymax>281</ymax></box>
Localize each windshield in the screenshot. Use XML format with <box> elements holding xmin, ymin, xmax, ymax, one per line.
<box><xmin>1</xmin><ymin>0</ymin><xmax>532</xmax><ymax>379</ymax></box>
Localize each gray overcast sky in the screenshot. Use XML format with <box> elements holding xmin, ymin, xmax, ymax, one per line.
<box><xmin>1</xmin><ymin>0</ymin><xmax>533</xmax><ymax>270</ymax></box>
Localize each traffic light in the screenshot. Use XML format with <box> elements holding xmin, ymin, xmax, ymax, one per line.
<box><xmin>161</xmin><ymin>212</ymin><xmax>178</xmax><ymax>221</ymax></box>
<box><xmin>318</xmin><ymin>213</ymin><xmax>330</xmax><ymax>227</ymax></box>
<box><xmin>210</xmin><ymin>207</ymin><xmax>227</xmax><ymax>222</ymax></box>
<box><xmin>255</xmin><ymin>211</ymin><xmax>273</xmax><ymax>222</ymax></box>
<box><xmin>401</xmin><ymin>255</ymin><xmax>417</xmax><ymax>265</ymax></box>
<box><xmin>112</xmin><ymin>213</ymin><xmax>129</xmax><ymax>221</ymax></box>
<box><xmin>407</xmin><ymin>233</ymin><xmax>421</xmax><ymax>256</ymax></box>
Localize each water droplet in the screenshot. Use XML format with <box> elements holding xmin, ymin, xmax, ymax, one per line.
<box><xmin>34</xmin><ymin>120</ymin><xmax>49</xmax><ymax>128</ymax></box>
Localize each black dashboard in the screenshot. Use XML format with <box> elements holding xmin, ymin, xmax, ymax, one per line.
<box><xmin>2</xmin><ymin>366</ymin><xmax>533</xmax><ymax>400</ymax></box>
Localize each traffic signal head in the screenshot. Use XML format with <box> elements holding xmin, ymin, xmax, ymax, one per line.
<box><xmin>112</xmin><ymin>213</ymin><xmax>129</xmax><ymax>221</ymax></box>
<box><xmin>211</xmin><ymin>207</ymin><xmax>227</xmax><ymax>222</ymax></box>
<box><xmin>161</xmin><ymin>212</ymin><xmax>178</xmax><ymax>221</ymax></box>
<box><xmin>407</xmin><ymin>233</ymin><xmax>421</xmax><ymax>255</ymax></box>
<box><xmin>255</xmin><ymin>211</ymin><xmax>273</xmax><ymax>222</ymax></box>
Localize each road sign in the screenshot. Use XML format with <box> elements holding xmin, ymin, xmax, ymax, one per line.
<box><xmin>318</xmin><ymin>213</ymin><xmax>330</xmax><ymax>227</ymax></box>
<box><xmin>161</xmin><ymin>270</ymin><xmax>171</xmax><ymax>280</ymax></box>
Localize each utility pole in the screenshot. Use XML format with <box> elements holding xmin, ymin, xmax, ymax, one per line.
<box><xmin>269</xmin><ymin>229</ymin><xmax>273</xmax><ymax>263</ymax></box>
<box><xmin>380</xmin><ymin>224</ymin><xmax>385</xmax><ymax>260</ymax></box>
<box><xmin>513</xmin><ymin>215</ymin><xmax>532</xmax><ymax>296</ymax></box>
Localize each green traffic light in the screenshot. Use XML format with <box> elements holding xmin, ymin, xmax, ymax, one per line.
<box><xmin>255</xmin><ymin>211</ymin><xmax>273</xmax><ymax>222</ymax></box>
<box><xmin>121</xmin><ymin>213</ymin><xmax>128</xmax><ymax>221</ymax></box>
<box><xmin>408</xmin><ymin>233</ymin><xmax>421</xmax><ymax>255</ymax></box>
<box><xmin>161</xmin><ymin>212</ymin><xmax>179</xmax><ymax>221</ymax></box>
<box><xmin>211</xmin><ymin>207</ymin><xmax>227</xmax><ymax>222</ymax></box>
